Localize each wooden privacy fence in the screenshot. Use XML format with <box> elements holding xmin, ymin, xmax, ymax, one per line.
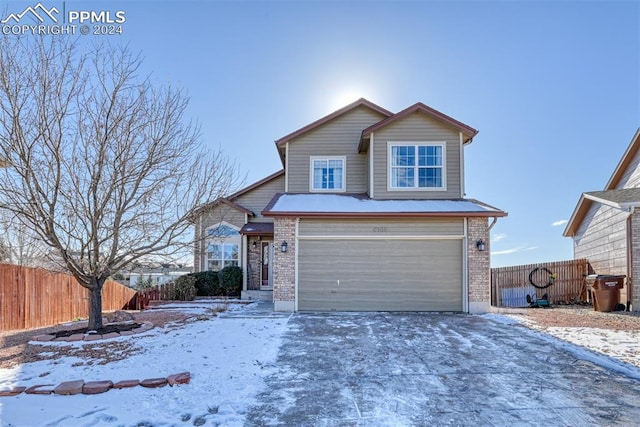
<box><xmin>136</xmin><ymin>282</ymin><xmax>178</xmax><ymax>309</ymax></box>
<box><xmin>491</xmin><ymin>259</ymin><xmax>590</xmax><ymax>307</ymax></box>
<box><xmin>0</xmin><ymin>263</ymin><xmax>137</xmax><ymax>331</ymax></box>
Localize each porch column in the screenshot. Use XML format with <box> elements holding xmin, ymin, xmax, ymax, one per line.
<box><xmin>467</xmin><ymin>217</ymin><xmax>491</xmax><ymax>314</ymax></box>
<box><xmin>273</xmin><ymin>217</ymin><xmax>296</xmax><ymax>311</ymax></box>
<box><xmin>631</xmin><ymin>208</ymin><xmax>640</xmax><ymax>311</ymax></box>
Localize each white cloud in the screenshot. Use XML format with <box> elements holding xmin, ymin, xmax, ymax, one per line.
<box><xmin>491</xmin><ymin>246</ymin><xmax>538</xmax><ymax>256</ymax></box>
<box><xmin>552</xmin><ymin>219</ymin><xmax>568</xmax><ymax>227</ymax></box>
<box><xmin>492</xmin><ymin>233</ymin><xmax>507</xmax><ymax>242</ymax></box>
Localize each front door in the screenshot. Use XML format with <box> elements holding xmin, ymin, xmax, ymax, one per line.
<box><xmin>261</xmin><ymin>241</ymin><xmax>273</xmax><ymax>289</ymax></box>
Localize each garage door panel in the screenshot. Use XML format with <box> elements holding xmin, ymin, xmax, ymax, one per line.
<box><xmin>298</xmin><ymin>239</ymin><xmax>462</xmax><ymax>311</ymax></box>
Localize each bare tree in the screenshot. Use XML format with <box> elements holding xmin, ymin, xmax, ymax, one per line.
<box><xmin>0</xmin><ymin>210</ymin><xmax>49</xmax><ymax>266</ymax></box>
<box><xmin>0</xmin><ymin>37</ymin><xmax>239</xmax><ymax>330</ymax></box>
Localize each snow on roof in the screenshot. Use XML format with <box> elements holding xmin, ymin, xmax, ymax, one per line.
<box><xmin>264</xmin><ymin>193</ymin><xmax>505</xmax><ymax>216</ymax></box>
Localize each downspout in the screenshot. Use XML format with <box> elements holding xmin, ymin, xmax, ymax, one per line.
<box><xmin>627</xmin><ymin>205</ymin><xmax>637</xmax><ymax>311</ymax></box>
<box><xmin>488</xmin><ymin>216</ymin><xmax>498</xmax><ymax>232</ymax></box>
<box><xmin>369</xmin><ymin>132</ymin><xmax>375</xmax><ymax>198</ymax></box>
<box><xmin>459</xmin><ymin>132</ymin><xmax>465</xmax><ymax>197</ymax></box>
<box><xmin>294</xmin><ymin>217</ymin><xmax>300</xmax><ymax>311</ymax></box>
<box><xmin>627</xmin><ymin>214</ymin><xmax>633</xmax><ymax>311</ymax></box>
<box><xmin>285</xmin><ymin>142</ymin><xmax>289</xmax><ymax>193</ymax></box>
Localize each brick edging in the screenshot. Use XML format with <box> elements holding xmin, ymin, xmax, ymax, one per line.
<box><xmin>32</xmin><ymin>321</ymin><xmax>154</xmax><ymax>343</ymax></box>
<box><xmin>0</xmin><ymin>372</ymin><xmax>190</xmax><ymax>397</ymax></box>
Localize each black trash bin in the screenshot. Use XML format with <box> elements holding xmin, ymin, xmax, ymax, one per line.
<box><xmin>586</xmin><ymin>275</ymin><xmax>625</xmax><ymax>312</ymax></box>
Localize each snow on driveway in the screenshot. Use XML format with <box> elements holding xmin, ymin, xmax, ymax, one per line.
<box><xmin>247</xmin><ymin>312</ymin><xmax>640</xmax><ymax>426</ymax></box>
<box><xmin>2</xmin><ymin>303</ymin><xmax>640</xmax><ymax>426</ymax></box>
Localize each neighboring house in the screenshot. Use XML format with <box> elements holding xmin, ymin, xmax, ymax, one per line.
<box><xmin>110</xmin><ymin>261</ymin><xmax>192</xmax><ymax>288</ymax></box>
<box><xmin>564</xmin><ymin>128</ymin><xmax>640</xmax><ymax>311</ymax></box>
<box><xmin>194</xmin><ymin>99</ymin><xmax>507</xmax><ymax>313</ymax></box>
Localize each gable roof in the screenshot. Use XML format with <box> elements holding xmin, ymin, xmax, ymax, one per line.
<box><xmin>564</xmin><ymin>128</ymin><xmax>640</xmax><ymax>237</ymax></box>
<box><xmin>227</xmin><ymin>169</ymin><xmax>284</xmax><ymax>200</ymax></box>
<box><xmin>191</xmin><ymin>170</ymin><xmax>284</xmax><ymax>220</ymax></box>
<box><xmin>584</xmin><ymin>188</ymin><xmax>640</xmax><ymax>208</ymax></box>
<box><xmin>359</xmin><ymin>102</ymin><xmax>479</xmax><ymax>152</ymax></box>
<box><xmin>262</xmin><ymin>193</ymin><xmax>506</xmax><ymax>218</ymax></box>
<box><xmin>275</xmin><ymin>98</ymin><xmax>392</xmax><ymax>146</ymax></box>
<box><xmin>274</xmin><ymin>98</ymin><xmax>392</xmax><ymax>163</ymax></box>
<box><xmin>191</xmin><ymin>197</ymin><xmax>254</xmax><ymax>221</ymax></box>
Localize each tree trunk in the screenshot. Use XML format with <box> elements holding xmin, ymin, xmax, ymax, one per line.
<box><xmin>87</xmin><ymin>279</ymin><xmax>104</xmax><ymax>330</ymax></box>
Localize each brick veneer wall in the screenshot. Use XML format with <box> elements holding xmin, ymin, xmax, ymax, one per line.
<box><xmin>467</xmin><ymin>217</ymin><xmax>491</xmax><ymax>313</ymax></box>
<box><xmin>631</xmin><ymin>209</ymin><xmax>640</xmax><ymax>311</ymax></box>
<box><xmin>273</xmin><ymin>217</ymin><xmax>296</xmax><ymax>311</ymax></box>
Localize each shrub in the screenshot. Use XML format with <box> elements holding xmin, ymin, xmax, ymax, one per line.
<box><xmin>190</xmin><ymin>271</ymin><xmax>220</xmax><ymax>296</ymax></box>
<box><xmin>173</xmin><ymin>275</ymin><xmax>197</xmax><ymax>301</ymax></box>
<box><xmin>218</xmin><ymin>266</ymin><xmax>242</xmax><ymax>296</ymax></box>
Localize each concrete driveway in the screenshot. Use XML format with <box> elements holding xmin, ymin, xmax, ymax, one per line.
<box><xmin>246</xmin><ymin>312</ymin><xmax>640</xmax><ymax>426</ymax></box>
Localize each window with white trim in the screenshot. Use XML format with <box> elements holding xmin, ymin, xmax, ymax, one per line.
<box><xmin>205</xmin><ymin>223</ymin><xmax>240</xmax><ymax>271</ymax></box>
<box><xmin>310</xmin><ymin>156</ymin><xmax>345</xmax><ymax>192</ymax></box>
<box><xmin>389</xmin><ymin>143</ymin><xmax>445</xmax><ymax>189</ymax></box>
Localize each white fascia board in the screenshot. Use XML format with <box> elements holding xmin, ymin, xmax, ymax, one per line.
<box><xmin>582</xmin><ymin>193</ymin><xmax>623</xmax><ymax>210</ymax></box>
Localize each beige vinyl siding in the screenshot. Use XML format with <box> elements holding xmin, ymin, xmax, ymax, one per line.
<box><xmin>372</xmin><ymin>112</ymin><xmax>462</xmax><ymax>199</ymax></box>
<box><xmin>286</xmin><ymin>107</ymin><xmax>387</xmax><ymax>193</ymax></box>
<box><xmin>194</xmin><ymin>206</ymin><xmax>245</xmax><ymax>271</ymax></box>
<box><xmin>299</xmin><ymin>218</ymin><xmax>464</xmax><ymax>237</ymax></box>
<box><xmin>298</xmin><ymin>239</ymin><xmax>463</xmax><ymax>311</ymax></box>
<box><xmin>234</xmin><ymin>174</ymin><xmax>285</xmax><ymax>221</ymax></box>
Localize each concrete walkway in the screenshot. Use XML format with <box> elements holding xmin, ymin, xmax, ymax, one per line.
<box><xmin>246</xmin><ymin>312</ymin><xmax>640</xmax><ymax>426</ymax></box>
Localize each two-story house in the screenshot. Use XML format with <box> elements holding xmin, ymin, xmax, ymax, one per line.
<box><xmin>193</xmin><ymin>99</ymin><xmax>506</xmax><ymax>313</ymax></box>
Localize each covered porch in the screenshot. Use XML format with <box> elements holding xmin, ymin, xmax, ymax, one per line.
<box><xmin>240</xmin><ymin>222</ymin><xmax>275</xmax><ymax>300</ymax></box>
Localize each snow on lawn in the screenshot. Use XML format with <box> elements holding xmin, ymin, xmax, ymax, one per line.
<box><xmin>532</xmin><ymin>326</ymin><xmax>640</xmax><ymax>369</ymax></box>
<box><xmin>493</xmin><ymin>313</ymin><xmax>640</xmax><ymax>378</ymax></box>
<box><xmin>0</xmin><ymin>302</ymin><xmax>290</xmax><ymax>427</ymax></box>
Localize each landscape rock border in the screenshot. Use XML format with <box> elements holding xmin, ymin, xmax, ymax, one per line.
<box><xmin>31</xmin><ymin>321</ymin><xmax>154</xmax><ymax>343</ymax></box>
<box><xmin>0</xmin><ymin>372</ymin><xmax>190</xmax><ymax>397</ymax></box>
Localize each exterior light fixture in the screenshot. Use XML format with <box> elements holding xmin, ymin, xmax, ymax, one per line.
<box><xmin>281</xmin><ymin>241</ymin><xmax>288</xmax><ymax>253</ymax></box>
<box><xmin>476</xmin><ymin>239</ymin><xmax>486</xmax><ymax>251</ymax></box>
<box><xmin>252</xmin><ymin>241</ymin><xmax>257</xmax><ymax>249</ymax></box>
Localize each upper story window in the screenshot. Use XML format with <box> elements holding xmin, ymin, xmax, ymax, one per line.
<box><xmin>205</xmin><ymin>223</ymin><xmax>240</xmax><ymax>271</ymax></box>
<box><xmin>310</xmin><ymin>156</ymin><xmax>346</xmax><ymax>192</ymax></box>
<box><xmin>389</xmin><ymin>142</ymin><xmax>446</xmax><ymax>190</ymax></box>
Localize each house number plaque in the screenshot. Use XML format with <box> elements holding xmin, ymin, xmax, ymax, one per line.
<box><xmin>373</xmin><ymin>227</ymin><xmax>388</xmax><ymax>233</ymax></box>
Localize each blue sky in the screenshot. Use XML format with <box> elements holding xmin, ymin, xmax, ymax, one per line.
<box><xmin>4</xmin><ymin>0</ymin><xmax>639</xmax><ymax>267</ymax></box>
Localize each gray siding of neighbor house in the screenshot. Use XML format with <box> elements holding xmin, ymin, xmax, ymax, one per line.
<box><xmin>194</xmin><ymin>206</ymin><xmax>245</xmax><ymax>271</ymax></box>
<box><xmin>233</xmin><ymin>174</ymin><xmax>285</xmax><ymax>221</ymax></box>
<box><xmin>618</xmin><ymin>146</ymin><xmax>640</xmax><ymax>189</ymax></box>
<box><xmin>573</xmin><ymin>147</ymin><xmax>640</xmax><ymax>279</ymax></box>
<box><xmin>372</xmin><ymin>112</ymin><xmax>462</xmax><ymax>200</ymax></box>
<box><xmin>574</xmin><ymin>203</ymin><xmax>628</xmax><ymax>276</ymax></box>
<box><xmin>286</xmin><ymin>107</ymin><xmax>387</xmax><ymax>194</ymax></box>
